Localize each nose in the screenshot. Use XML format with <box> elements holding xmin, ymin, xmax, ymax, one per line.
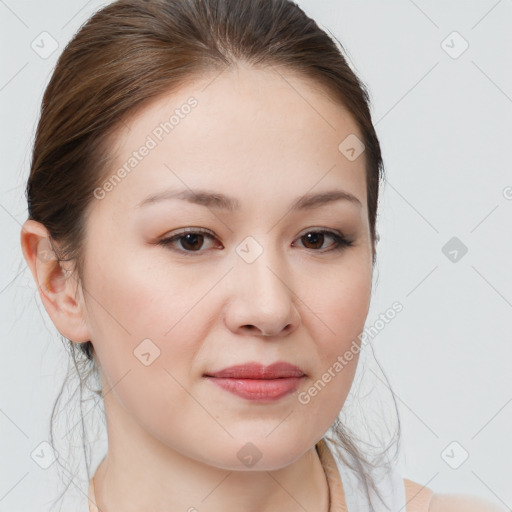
<box><xmin>223</xmin><ymin>242</ymin><xmax>301</xmax><ymax>339</ymax></box>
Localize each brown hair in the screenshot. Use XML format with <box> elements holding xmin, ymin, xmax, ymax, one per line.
<box><xmin>25</xmin><ymin>0</ymin><xmax>399</xmax><ymax>510</ymax></box>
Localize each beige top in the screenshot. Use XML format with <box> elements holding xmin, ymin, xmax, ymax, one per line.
<box><xmin>87</xmin><ymin>439</ymin><xmax>434</xmax><ymax>512</ymax></box>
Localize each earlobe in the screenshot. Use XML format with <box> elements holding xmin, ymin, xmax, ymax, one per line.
<box><xmin>20</xmin><ymin>219</ymin><xmax>91</xmax><ymax>343</ymax></box>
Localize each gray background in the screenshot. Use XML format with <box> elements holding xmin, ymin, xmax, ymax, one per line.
<box><xmin>1</xmin><ymin>0</ymin><xmax>511</xmax><ymax>510</ymax></box>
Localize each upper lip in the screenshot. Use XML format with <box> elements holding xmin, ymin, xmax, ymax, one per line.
<box><xmin>204</xmin><ymin>362</ymin><xmax>305</xmax><ymax>379</ymax></box>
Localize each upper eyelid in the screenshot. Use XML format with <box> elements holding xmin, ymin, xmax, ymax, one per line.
<box><xmin>162</xmin><ymin>227</ymin><xmax>345</xmax><ymax>241</ymax></box>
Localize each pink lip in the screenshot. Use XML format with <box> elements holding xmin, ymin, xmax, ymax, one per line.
<box><xmin>203</xmin><ymin>362</ymin><xmax>305</xmax><ymax>401</ymax></box>
<box><xmin>204</xmin><ymin>362</ymin><xmax>305</xmax><ymax>379</ymax></box>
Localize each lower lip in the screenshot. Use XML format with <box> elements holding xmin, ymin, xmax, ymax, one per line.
<box><xmin>204</xmin><ymin>376</ymin><xmax>304</xmax><ymax>401</ymax></box>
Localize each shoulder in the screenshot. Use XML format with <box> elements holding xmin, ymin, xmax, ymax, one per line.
<box><xmin>403</xmin><ymin>478</ymin><xmax>507</xmax><ymax>512</ymax></box>
<box><xmin>428</xmin><ymin>492</ymin><xmax>508</xmax><ymax>512</ymax></box>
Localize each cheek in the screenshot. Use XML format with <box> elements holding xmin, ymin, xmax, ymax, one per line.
<box><xmin>83</xmin><ymin>247</ymin><xmax>212</xmax><ymax>398</ymax></box>
<box><xmin>84</xmin><ymin>240</ymin><xmax>207</xmax><ymax>338</ymax></box>
<box><xmin>86</xmin><ymin>256</ymin><xmax>208</xmax><ymax>442</ymax></box>
<box><xmin>306</xmin><ymin>258</ymin><xmax>372</xmax><ymax>351</ymax></box>
<box><xmin>298</xmin><ymin>259</ymin><xmax>371</xmax><ymax>414</ymax></box>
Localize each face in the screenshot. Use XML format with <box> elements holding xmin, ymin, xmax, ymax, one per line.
<box><xmin>80</xmin><ymin>63</ymin><xmax>373</xmax><ymax>470</ymax></box>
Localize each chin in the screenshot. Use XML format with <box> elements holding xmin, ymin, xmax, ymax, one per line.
<box><xmin>198</xmin><ymin>436</ymin><xmax>311</xmax><ymax>471</ymax></box>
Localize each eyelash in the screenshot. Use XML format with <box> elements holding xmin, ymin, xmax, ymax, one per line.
<box><xmin>157</xmin><ymin>227</ymin><xmax>354</xmax><ymax>256</ymax></box>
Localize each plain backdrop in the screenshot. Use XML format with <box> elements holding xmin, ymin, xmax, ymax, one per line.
<box><xmin>1</xmin><ymin>1</ymin><xmax>511</xmax><ymax>511</ymax></box>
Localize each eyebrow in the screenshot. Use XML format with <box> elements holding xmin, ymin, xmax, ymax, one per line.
<box><xmin>137</xmin><ymin>188</ymin><xmax>362</xmax><ymax>211</ymax></box>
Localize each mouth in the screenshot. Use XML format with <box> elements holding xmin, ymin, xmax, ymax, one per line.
<box><xmin>203</xmin><ymin>361</ymin><xmax>305</xmax><ymax>401</ymax></box>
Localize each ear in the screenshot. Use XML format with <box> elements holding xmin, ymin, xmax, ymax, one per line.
<box><xmin>20</xmin><ymin>219</ymin><xmax>91</xmax><ymax>343</ymax></box>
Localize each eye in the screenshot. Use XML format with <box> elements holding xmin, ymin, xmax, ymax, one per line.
<box><xmin>157</xmin><ymin>227</ymin><xmax>220</xmax><ymax>254</ymax></box>
<box><xmin>293</xmin><ymin>230</ymin><xmax>353</xmax><ymax>252</ymax></box>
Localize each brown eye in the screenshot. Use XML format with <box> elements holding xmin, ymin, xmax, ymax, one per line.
<box><xmin>301</xmin><ymin>232</ymin><xmax>326</xmax><ymax>250</ymax></box>
<box><xmin>157</xmin><ymin>228</ymin><xmax>219</xmax><ymax>254</ymax></box>
<box><xmin>178</xmin><ymin>233</ymin><xmax>206</xmax><ymax>251</ymax></box>
<box><xmin>293</xmin><ymin>230</ymin><xmax>353</xmax><ymax>252</ymax></box>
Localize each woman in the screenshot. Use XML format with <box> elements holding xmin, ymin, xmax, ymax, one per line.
<box><xmin>20</xmin><ymin>0</ymin><xmax>504</xmax><ymax>510</ymax></box>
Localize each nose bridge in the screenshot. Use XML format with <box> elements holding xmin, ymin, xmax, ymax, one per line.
<box><xmin>235</xmin><ymin>234</ymin><xmax>290</xmax><ymax>301</ymax></box>
<box><xmin>228</xmin><ymin>234</ymin><xmax>299</xmax><ymax>335</ymax></box>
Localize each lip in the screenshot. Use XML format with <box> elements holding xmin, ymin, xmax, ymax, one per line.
<box><xmin>204</xmin><ymin>362</ymin><xmax>305</xmax><ymax>379</ymax></box>
<box><xmin>203</xmin><ymin>362</ymin><xmax>305</xmax><ymax>401</ymax></box>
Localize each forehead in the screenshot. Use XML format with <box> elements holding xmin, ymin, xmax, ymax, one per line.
<box><xmin>96</xmin><ymin>64</ymin><xmax>367</xmax><ymax>212</ymax></box>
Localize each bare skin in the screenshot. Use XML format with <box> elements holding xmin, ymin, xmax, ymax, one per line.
<box><xmin>21</xmin><ymin>63</ymin><xmax>503</xmax><ymax>512</ymax></box>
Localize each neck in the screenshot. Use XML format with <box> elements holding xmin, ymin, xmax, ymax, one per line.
<box><xmin>91</xmin><ymin>397</ymin><xmax>330</xmax><ymax>512</ymax></box>
<box><xmin>92</xmin><ymin>448</ymin><xmax>329</xmax><ymax>512</ymax></box>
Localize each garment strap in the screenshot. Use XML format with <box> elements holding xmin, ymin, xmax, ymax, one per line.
<box><xmin>88</xmin><ymin>476</ymin><xmax>99</xmax><ymax>512</ymax></box>
<box><xmin>403</xmin><ymin>478</ymin><xmax>434</xmax><ymax>512</ymax></box>
<box><xmin>320</xmin><ymin>436</ymin><xmax>434</xmax><ymax>512</ymax></box>
<box><xmin>316</xmin><ymin>438</ymin><xmax>349</xmax><ymax>511</ymax></box>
